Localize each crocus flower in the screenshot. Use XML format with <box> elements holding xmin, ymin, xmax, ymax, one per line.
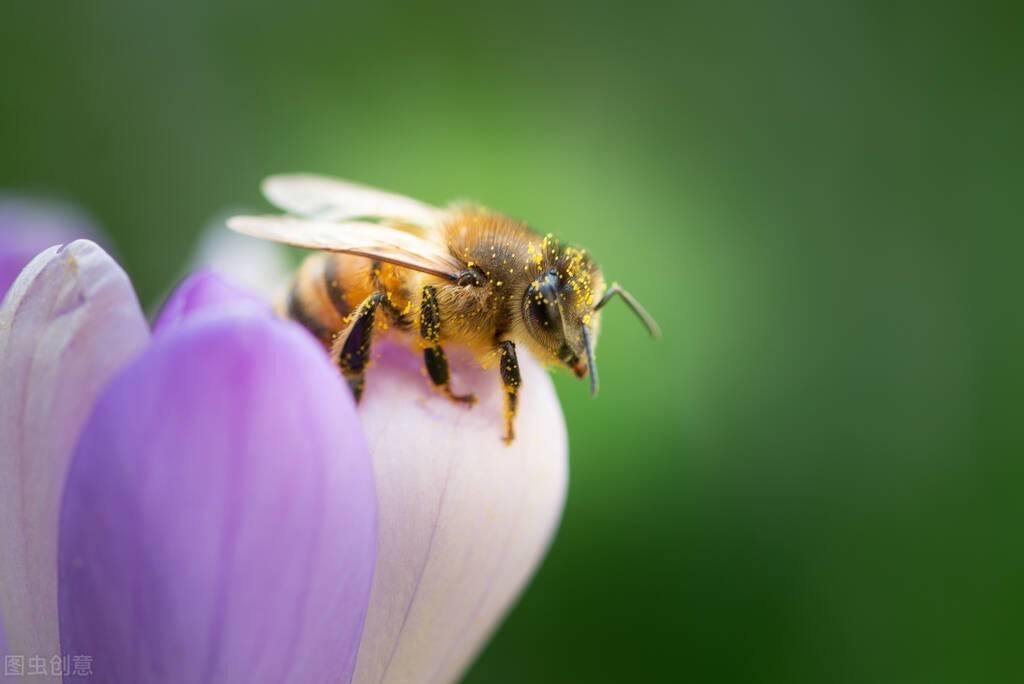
<box><xmin>1</xmin><ymin>212</ymin><xmax>568</xmax><ymax>683</ymax></box>
<box><xmin>2</xmin><ymin>242</ymin><xmax>376</xmax><ymax>682</ymax></box>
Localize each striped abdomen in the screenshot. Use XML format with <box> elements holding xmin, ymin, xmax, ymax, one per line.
<box><xmin>284</xmin><ymin>252</ymin><xmax>413</xmax><ymax>346</ymax></box>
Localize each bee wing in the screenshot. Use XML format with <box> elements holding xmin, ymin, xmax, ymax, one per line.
<box><xmin>261</xmin><ymin>174</ymin><xmax>446</xmax><ymax>230</ymax></box>
<box><xmin>227</xmin><ymin>215</ymin><xmax>463</xmax><ymax>281</ymax></box>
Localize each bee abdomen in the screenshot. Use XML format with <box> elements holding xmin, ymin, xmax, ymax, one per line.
<box><xmin>286</xmin><ymin>279</ymin><xmax>334</xmax><ymax>345</ymax></box>
<box><xmin>284</xmin><ymin>253</ymin><xmax>361</xmax><ymax>347</ymax></box>
<box><xmin>323</xmin><ymin>256</ymin><xmax>352</xmax><ymax>318</ymax></box>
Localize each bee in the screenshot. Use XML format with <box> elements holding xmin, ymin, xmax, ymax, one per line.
<box><xmin>228</xmin><ymin>174</ymin><xmax>659</xmax><ymax>443</ymax></box>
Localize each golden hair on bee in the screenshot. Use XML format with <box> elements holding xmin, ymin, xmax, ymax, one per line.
<box><xmin>228</xmin><ymin>174</ymin><xmax>659</xmax><ymax>443</ymax></box>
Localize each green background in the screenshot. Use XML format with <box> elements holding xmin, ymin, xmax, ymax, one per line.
<box><xmin>2</xmin><ymin>2</ymin><xmax>1021</xmax><ymax>682</ymax></box>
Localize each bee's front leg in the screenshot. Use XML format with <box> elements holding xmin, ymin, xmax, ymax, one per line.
<box><xmin>497</xmin><ymin>340</ymin><xmax>521</xmax><ymax>444</ymax></box>
<box><xmin>420</xmin><ymin>285</ymin><xmax>476</xmax><ymax>405</ymax></box>
<box><xmin>332</xmin><ymin>292</ymin><xmax>385</xmax><ymax>401</ymax></box>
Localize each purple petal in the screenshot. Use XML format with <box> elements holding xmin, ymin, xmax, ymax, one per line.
<box><xmin>152</xmin><ymin>269</ymin><xmax>273</xmax><ymax>336</ymax></box>
<box><xmin>351</xmin><ymin>341</ymin><xmax>568</xmax><ymax>684</ymax></box>
<box><xmin>58</xmin><ymin>311</ymin><xmax>377</xmax><ymax>683</ymax></box>
<box><xmin>0</xmin><ymin>199</ymin><xmax>100</xmax><ymax>300</ymax></box>
<box><xmin>0</xmin><ymin>240</ymin><xmax>149</xmax><ymax>671</ymax></box>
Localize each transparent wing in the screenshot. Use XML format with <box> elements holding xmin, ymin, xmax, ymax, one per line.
<box><xmin>261</xmin><ymin>174</ymin><xmax>447</xmax><ymax>230</ymax></box>
<box><xmin>227</xmin><ymin>215</ymin><xmax>463</xmax><ymax>281</ymax></box>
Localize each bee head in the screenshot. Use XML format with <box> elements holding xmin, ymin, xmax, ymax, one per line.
<box><xmin>520</xmin><ymin>237</ymin><xmax>660</xmax><ymax>397</ymax></box>
<box><xmin>521</xmin><ymin>264</ymin><xmax>603</xmax><ymax>396</ymax></box>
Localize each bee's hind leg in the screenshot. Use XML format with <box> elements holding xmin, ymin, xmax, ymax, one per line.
<box><xmin>332</xmin><ymin>292</ymin><xmax>386</xmax><ymax>402</ymax></box>
<box><xmin>420</xmin><ymin>285</ymin><xmax>476</xmax><ymax>405</ymax></box>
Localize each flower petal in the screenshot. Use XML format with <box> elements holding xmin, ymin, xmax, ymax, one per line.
<box><xmin>0</xmin><ymin>199</ymin><xmax>100</xmax><ymax>300</ymax></box>
<box><xmin>0</xmin><ymin>612</ymin><xmax>8</xmax><ymax>657</ymax></box>
<box><xmin>352</xmin><ymin>341</ymin><xmax>568</xmax><ymax>684</ymax></box>
<box><xmin>58</xmin><ymin>311</ymin><xmax>377</xmax><ymax>683</ymax></box>
<box><xmin>152</xmin><ymin>269</ymin><xmax>273</xmax><ymax>335</ymax></box>
<box><xmin>0</xmin><ymin>240</ymin><xmax>149</xmax><ymax>672</ymax></box>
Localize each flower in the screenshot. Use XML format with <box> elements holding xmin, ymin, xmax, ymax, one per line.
<box><xmin>1</xmin><ymin>242</ymin><xmax>376</xmax><ymax>682</ymax></box>
<box><xmin>0</xmin><ymin>205</ymin><xmax>568</xmax><ymax>683</ymax></box>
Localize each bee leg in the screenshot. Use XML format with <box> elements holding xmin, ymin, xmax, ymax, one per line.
<box><xmin>420</xmin><ymin>285</ymin><xmax>476</xmax><ymax>405</ymax></box>
<box><xmin>497</xmin><ymin>340</ymin><xmax>521</xmax><ymax>444</ymax></box>
<box><xmin>332</xmin><ymin>292</ymin><xmax>386</xmax><ymax>402</ymax></box>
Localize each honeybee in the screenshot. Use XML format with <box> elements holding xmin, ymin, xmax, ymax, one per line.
<box><xmin>228</xmin><ymin>174</ymin><xmax>659</xmax><ymax>443</ymax></box>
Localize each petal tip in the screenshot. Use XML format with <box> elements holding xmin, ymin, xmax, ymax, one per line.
<box><xmin>152</xmin><ymin>269</ymin><xmax>274</xmax><ymax>335</ymax></box>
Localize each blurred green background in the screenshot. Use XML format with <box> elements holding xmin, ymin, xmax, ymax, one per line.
<box><xmin>2</xmin><ymin>1</ymin><xmax>1021</xmax><ymax>681</ymax></box>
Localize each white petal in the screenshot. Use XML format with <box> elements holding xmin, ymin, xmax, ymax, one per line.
<box><xmin>0</xmin><ymin>240</ymin><xmax>149</xmax><ymax>671</ymax></box>
<box><xmin>353</xmin><ymin>341</ymin><xmax>569</xmax><ymax>684</ymax></box>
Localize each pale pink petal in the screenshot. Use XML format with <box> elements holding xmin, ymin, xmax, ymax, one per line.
<box><xmin>0</xmin><ymin>240</ymin><xmax>149</xmax><ymax>675</ymax></box>
<box><xmin>352</xmin><ymin>341</ymin><xmax>569</xmax><ymax>684</ymax></box>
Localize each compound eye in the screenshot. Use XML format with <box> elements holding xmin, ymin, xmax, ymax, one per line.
<box><xmin>526</xmin><ymin>271</ymin><xmax>562</xmax><ymax>332</ymax></box>
<box><xmin>529</xmin><ymin>291</ymin><xmax>555</xmax><ymax>329</ymax></box>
